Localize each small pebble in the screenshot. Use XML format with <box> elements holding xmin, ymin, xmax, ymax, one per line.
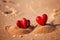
<box><xmin>19</xmin><ymin>35</ymin><xmax>23</xmax><ymax>38</ymax></box>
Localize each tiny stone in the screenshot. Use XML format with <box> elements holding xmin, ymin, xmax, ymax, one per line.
<box><xmin>21</xmin><ymin>36</ymin><xmax>23</xmax><ymax>38</ymax></box>
<box><xmin>19</xmin><ymin>35</ymin><xmax>23</xmax><ymax>38</ymax></box>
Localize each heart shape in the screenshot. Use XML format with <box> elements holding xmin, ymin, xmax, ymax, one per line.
<box><xmin>36</xmin><ymin>14</ymin><xmax>48</xmax><ymax>25</ymax></box>
<box><xmin>16</xmin><ymin>18</ymin><xmax>30</xmax><ymax>28</ymax></box>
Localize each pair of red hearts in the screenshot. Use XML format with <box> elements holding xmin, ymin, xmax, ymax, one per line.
<box><xmin>16</xmin><ymin>14</ymin><xmax>48</xmax><ymax>28</ymax></box>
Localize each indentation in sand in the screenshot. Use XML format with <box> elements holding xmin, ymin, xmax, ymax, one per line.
<box><xmin>4</xmin><ymin>25</ymin><xmax>34</xmax><ymax>35</ymax></box>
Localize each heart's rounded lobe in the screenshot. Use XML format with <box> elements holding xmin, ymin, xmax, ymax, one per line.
<box><xmin>36</xmin><ymin>14</ymin><xmax>48</xmax><ymax>25</ymax></box>
<box><xmin>16</xmin><ymin>18</ymin><xmax>30</xmax><ymax>28</ymax></box>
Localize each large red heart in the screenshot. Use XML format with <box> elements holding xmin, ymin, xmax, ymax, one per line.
<box><xmin>36</xmin><ymin>14</ymin><xmax>48</xmax><ymax>25</ymax></box>
<box><xmin>16</xmin><ymin>18</ymin><xmax>30</xmax><ymax>28</ymax></box>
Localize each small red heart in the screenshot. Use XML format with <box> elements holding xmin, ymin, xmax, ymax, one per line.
<box><xmin>16</xmin><ymin>20</ymin><xmax>23</xmax><ymax>28</ymax></box>
<box><xmin>16</xmin><ymin>18</ymin><xmax>30</xmax><ymax>28</ymax></box>
<box><xmin>36</xmin><ymin>14</ymin><xmax>48</xmax><ymax>25</ymax></box>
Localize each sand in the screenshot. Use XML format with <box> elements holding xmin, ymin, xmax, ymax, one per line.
<box><xmin>0</xmin><ymin>0</ymin><xmax>60</xmax><ymax>40</ymax></box>
<box><xmin>4</xmin><ymin>25</ymin><xmax>32</xmax><ymax>35</ymax></box>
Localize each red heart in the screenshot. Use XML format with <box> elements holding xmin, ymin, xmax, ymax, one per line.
<box><xmin>16</xmin><ymin>18</ymin><xmax>30</xmax><ymax>28</ymax></box>
<box><xmin>36</xmin><ymin>14</ymin><xmax>48</xmax><ymax>25</ymax></box>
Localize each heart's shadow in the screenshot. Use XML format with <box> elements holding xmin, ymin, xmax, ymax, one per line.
<box><xmin>30</xmin><ymin>24</ymin><xmax>60</xmax><ymax>34</ymax></box>
<box><xmin>29</xmin><ymin>23</ymin><xmax>60</xmax><ymax>32</ymax></box>
<box><xmin>46</xmin><ymin>23</ymin><xmax>60</xmax><ymax>27</ymax></box>
<box><xmin>28</xmin><ymin>25</ymin><xmax>36</xmax><ymax>30</ymax></box>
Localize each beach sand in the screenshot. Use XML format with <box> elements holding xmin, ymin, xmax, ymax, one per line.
<box><xmin>0</xmin><ymin>0</ymin><xmax>60</xmax><ymax>40</ymax></box>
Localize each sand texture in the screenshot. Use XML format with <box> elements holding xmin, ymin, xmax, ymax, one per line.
<box><xmin>0</xmin><ymin>0</ymin><xmax>60</xmax><ymax>40</ymax></box>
